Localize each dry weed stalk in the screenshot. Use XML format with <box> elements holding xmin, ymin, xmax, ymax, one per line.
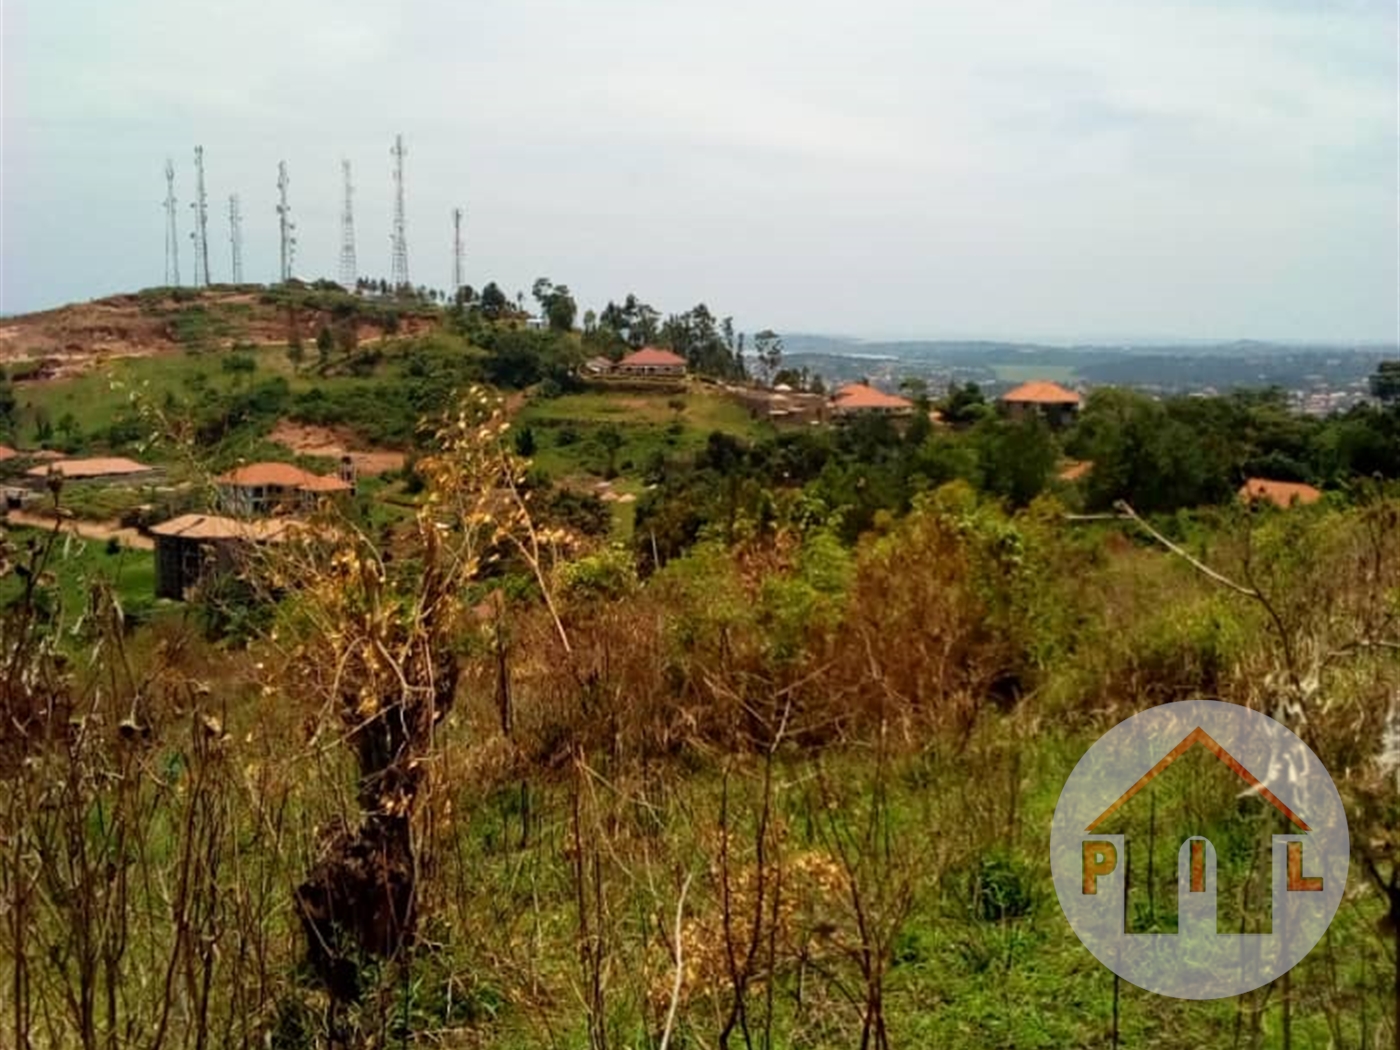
<box><xmin>263</xmin><ymin>389</ymin><xmax>574</xmax><ymax>1011</ymax></box>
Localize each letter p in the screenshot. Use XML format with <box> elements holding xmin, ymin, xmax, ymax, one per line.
<box><xmin>1082</xmin><ymin>840</ymin><xmax>1118</xmax><ymax>894</ymax></box>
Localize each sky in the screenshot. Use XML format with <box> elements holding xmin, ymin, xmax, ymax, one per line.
<box><xmin>1</xmin><ymin>0</ymin><xmax>1396</xmax><ymax>343</ymax></box>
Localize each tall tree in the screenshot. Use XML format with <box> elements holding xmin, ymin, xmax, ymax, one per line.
<box><xmin>480</xmin><ymin>282</ymin><xmax>510</xmax><ymax>321</ymax></box>
<box><xmin>754</xmin><ymin>329</ymin><xmax>784</xmax><ymax>385</ymax></box>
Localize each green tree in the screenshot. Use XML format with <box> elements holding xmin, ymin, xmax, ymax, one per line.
<box><xmin>1074</xmin><ymin>388</ymin><xmax>1226</xmax><ymax>513</ymax></box>
<box><xmin>974</xmin><ymin>416</ymin><xmax>1057</xmax><ymax>508</ymax></box>
<box><xmin>1372</xmin><ymin>361</ymin><xmax>1400</xmax><ymax>405</ymax></box>
<box><xmin>754</xmin><ymin>329</ymin><xmax>784</xmax><ymax>385</ymax></box>
<box><xmin>940</xmin><ymin>382</ymin><xmax>989</xmax><ymax>425</ymax></box>
<box><xmin>315</xmin><ymin>324</ymin><xmax>334</xmax><ymax>369</ymax></box>
<box><xmin>899</xmin><ymin>377</ymin><xmax>930</xmax><ymax>405</ymax></box>
<box><xmin>0</xmin><ymin>376</ymin><xmax>16</xmax><ymax>434</ymax></box>
<box><xmin>597</xmin><ymin>425</ymin><xmax>624</xmax><ymax>479</ymax></box>
<box><xmin>480</xmin><ymin>281</ymin><xmax>510</xmax><ymax>321</ymax></box>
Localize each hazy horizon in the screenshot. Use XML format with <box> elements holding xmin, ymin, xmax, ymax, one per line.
<box><xmin>3</xmin><ymin>0</ymin><xmax>1396</xmax><ymax>343</ymax></box>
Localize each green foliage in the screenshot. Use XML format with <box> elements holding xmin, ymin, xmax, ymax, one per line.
<box><xmin>972</xmin><ymin>415</ymin><xmax>1058</xmax><ymax>507</ymax></box>
<box><xmin>1371</xmin><ymin>360</ymin><xmax>1400</xmax><ymax>404</ymax></box>
<box><xmin>531</xmin><ymin>277</ymin><xmax>578</xmax><ymax>332</ymax></box>
<box><xmin>557</xmin><ymin>546</ymin><xmax>639</xmax><ymax>602</ymax></box>
<box><xmin>939</xmin><ymin>380</ymin><xmax>990</xmax><ymax>425</ymax></box>
<box><xmin>474</xmin><ymin>326</ymin><xmax>579</xmax><ymax>390</ymax></box>
<box><xmin>755</xmin><ymin>530</ymin><xmax>853</xmax><ymax>661</ymax></box>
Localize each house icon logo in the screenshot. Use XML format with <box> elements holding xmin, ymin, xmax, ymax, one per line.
<box><xmin>1051</xmin><ymin>700</ymin><xmax>1348</xmax><ymax>999</ymax></box>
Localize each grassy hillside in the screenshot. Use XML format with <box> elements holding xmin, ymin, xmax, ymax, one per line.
<box><xmin>2</xmin><ymin>288</ymin><xmax>1399</xmax><ymax>1049</ymax></box>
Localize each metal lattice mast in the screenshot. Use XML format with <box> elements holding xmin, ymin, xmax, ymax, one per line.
<box><xmin>276</xmin><ymin>161</ymin><xmax>296</xmax><ymax>283</ymax></box>
<box><xmin>189</xmin><ymin>145</ymin><xmax>211</xmax><ymax>286</ymax></box>
<box><xmin>228</xmin><ymin>194</ymin><xmax>244</xmax><ymax>284</ymax></box>
<box><xmin>339</xmin><ymin>159</ymin><xmax>358</xmax><ymax>290</ymax></box>
<box><xmin>390</xmin><ymin>134</ymin><xmax>410</xmax><ymax>291</ymax></box>
<box><xmin>163</xmin><ymin>159</ymin><xmax>181</xmax><ymax>286</ymax></box>
<box><xmin>451</xmin><ymin>207</ymin><xmax>464</xmax><ymax>298</ymax></box>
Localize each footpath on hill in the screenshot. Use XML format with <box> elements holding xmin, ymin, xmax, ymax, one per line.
<box><xmin>2</xmin><ymin>509</ymin><xmax>154</xmax><ymax>550</ymax></box>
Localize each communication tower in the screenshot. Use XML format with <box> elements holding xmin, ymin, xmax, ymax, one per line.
<box><xmin>339</xmin><ymin>160</ymin><xmax>358</xmax><ymax>290</ymax></box>
<box><xmin>228</xmin><ymin>194</ymin><xmax>244</xmax><ymax>284</ymax></box>
<box><xmin>163</xmin><ymin>159</ymin><xmax>181</xmax><ymax>286</ymax></box>
<box><xmin>189</xmin><ymin>146</ymin><xmax>211</xmax><ymax>286</ymax></box>
<box><xmin>390</xmin><ymin>134</ymin><xmax>410</xmax><ymax>291</ymax></box>
<box><xmin>452</xmin><ymin>207</ymin><xmax>464</xmax><ymax>299</ymax></box>
<box><xmin>276</xmin><ymin>161</ymin><xmax>297</xmax><ymax>283</ymax></box>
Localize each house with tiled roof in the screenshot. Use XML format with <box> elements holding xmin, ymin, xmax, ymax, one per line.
<box><xmin>830</xmin><ymin>383</ymin><xmax>914</xmax><ymax>417</ymax></box>
<box><xmin>24</xmin><ymin>456</ymin><xmax>155</xmax><ymax>480</ymax></box>
<box><xmin>1238</xmin><ymin>478</ymin><xmax>1322</xmax><ymax>509</ymax></box>
<box><xmin>615</xmin><ymin>347</ymin><xmax>687</xmax><ymax>377</ymax></box>
<box><xmin>216</xmin><ymin>461</ymin><xmax>354</xmax><ymax>516</ymax></box>
<box><xmin>150</xmin><ymin>513</ymin><xmax>297</xmax><ymax>600</ymax></box>
<box><xmin>1001</xmin><ymin>380</ymin><xmax>1082</xmax><ymax>427</ymax></box>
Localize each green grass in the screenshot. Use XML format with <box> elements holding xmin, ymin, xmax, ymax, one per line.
<box><xmin>424</xmin><ymin>723</ymin><xmax>1385</xmax><ymax>1049</ymax></box>
<box><xmin>518</xmin><ymin>386</ymin><xmax>768</xmax><ymax>475</ymax></box>
<box><xmin>11</xmin><ymin>344</ymin><xmax>407</xmax><ymax>453</ymax></box>
<box><xmin>1</xmin><ymin>525</ymin><xmax>156</xmax><ymax>616</ymax></box>
<box><xmin>515</xmin><ymin>386</ymin><xmax>769</xmax><ymax>537</ymax></box>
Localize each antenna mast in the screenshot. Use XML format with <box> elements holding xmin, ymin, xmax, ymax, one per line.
<box><xmin>451</xmin><ymin>207</ymin><xmax>464</xmax><ymax>298</ymax></box>
<box><xmin>163</xmin><ymin>159</ymin><xmax>181</xmax><ymax>286</ymax></box>
<box><xmin>276</xmin><ymin>161</ymin><xmax>296</xmax><ymax>283</ymax></box>
<box><xmin>390</xmin><ymin>134</ymin><xmax>410</xmax><ymax>292</ymax></box>
<box><xmin>339</xmin><ymin>159</ymin><xmax>358</xmax><ymax>290</ymax></box>
<box><xmin>228</xmin><ymin>194</ymin><xmax>244</xmax><ymax>284</ymax></box>
<box><xmin>189</xmin><ymin>145</ymin><xmax>211</xmax><ymax>286</ymax></box>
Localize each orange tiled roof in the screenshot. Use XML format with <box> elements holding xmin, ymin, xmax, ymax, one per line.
<box><xmin>149</xmin><ymin>513</ymin><xmax>296</xmax><ymax>542</ymax></box>
<box><xmin>218</xmin><ymin>462</ymin><xmax>353</xmax><ymax>493</ymax></box>
<box><xmin>1002</xmin><ymin>380</ymin><xmax>1081</xmax><ymax>405</ymax></box>
<box><xmin>618</xmin><ymin>347</ymin><xmax>687</xmax><ymax>368</ymax></box>
<box><xmin>1238</xmin><ymin>478</ymin><xmax>1322</xmax><ymax>508</ymax></box>
<box><xmin>217</xmin><ymin>462</ymin><xmax>317</xmax><ymax>488</ymax></box>
<box><xmin>1058</xmin><ymin>460</ymin><xmax>1093</xmax><ymax>481</ymax></box>
<box><xmin>25</xmin><ymin>456</ymin><xmax>153</xmax><ymax>479</ymax></box>
<box><xmin>832</xmin><ymin>383</ymin><xmax>913</xmax><ymax>410</ymax></box>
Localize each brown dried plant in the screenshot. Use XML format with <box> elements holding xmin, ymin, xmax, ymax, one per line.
<box><xmin>259</xmin><ymin>388</ymin><xmax>575</xmax><ymax>1010</ymax></box>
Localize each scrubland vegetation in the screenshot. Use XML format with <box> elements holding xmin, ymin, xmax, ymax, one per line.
<box><xmin>2</xmin><ymin>286</ymin><xmax>1399</xmax><ymax>1048</ymax></box>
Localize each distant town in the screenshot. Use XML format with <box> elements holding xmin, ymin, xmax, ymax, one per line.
<box><xmin>778</xmin><ymin>334</ymin><xmax>1391</xmax><ymax>416</ymax></box>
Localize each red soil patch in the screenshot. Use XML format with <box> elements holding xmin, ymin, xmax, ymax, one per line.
<box><xmin>269</xmin><ymin>421</ymin><xmax>405</xmax><ymax>477</ymax></box>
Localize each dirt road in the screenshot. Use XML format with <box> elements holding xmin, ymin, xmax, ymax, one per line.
<box><xmin>2</xmin><ymin>510</ymin><xmax>155</xmax><ymax>551</ymax></box>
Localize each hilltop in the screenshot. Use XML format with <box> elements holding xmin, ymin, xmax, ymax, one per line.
<box><xmin>0</xmin><ymin>283</ymin><xmax>438</xmax><ymax>379</ymax></box>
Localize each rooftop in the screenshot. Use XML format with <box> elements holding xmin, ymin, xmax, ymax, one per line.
<box><xmin>832</xmin><ymin>383</ymin><xmax>914</xmax><ymax>411</ymax></box>
<box><xmin>618</xmin><ymin>346</ymin><xmax>687</xmax><ymax>368</ymax></box>
<box><xmin>1239</xmin><ymin>477</ymin><xmax>1322</xmax><ymax>508</ymax></box>
<box><xmin>149</xmin><ymin>513</ymin><xmax>297</xmax><ymax>542</ymax></box>
<box><xmin>25</xmin><ymin>456</ymin><xmax>154</xmax><ymax>479</ymax></box>
<box><xmin>217</xmin><ymin>462</ymin><xmax>350</xmax><ymax>493</ymax></box>
<box><xmin>1001</xmin><ymin>380</ymin><xmax>1082</xmax><ymax>405</ymax></box>
<box><xmin>1058</xmin><ymin>460</ymin><xmax>1093</xmax><ymax>482</ymax></box>
<box><xmin>216</xmin><ymin>462</ymin><xmax>320</xmax><ymax>488</ymax></box>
